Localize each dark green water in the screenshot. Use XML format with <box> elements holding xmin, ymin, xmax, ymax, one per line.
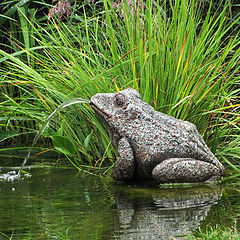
<box><xmin>0</xmin><ymin>168</ymin><xmax>239</xmax><ymax>240</ymax></box>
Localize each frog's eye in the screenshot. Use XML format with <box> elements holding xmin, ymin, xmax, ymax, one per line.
<box><xmin>114</xmin><ymin>94</ymin><xmax>125</xmax><ymax>107</ymax></box>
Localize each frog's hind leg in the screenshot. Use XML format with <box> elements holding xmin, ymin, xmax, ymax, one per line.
<box><xmin>152</xmin><ymin>158</ymin><xmax>222</xmax><ymax>183</ymax></box>
<box><xmin>113</xmin><ymin>137</ymin><xmax>135</xmax><ymax>181</ymax></box>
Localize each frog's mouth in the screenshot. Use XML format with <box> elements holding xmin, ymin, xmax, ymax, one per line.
<box><xmin>90</xmin><ymin>102</ymin><xmax>111</xmax><ymax>122</ymax></box>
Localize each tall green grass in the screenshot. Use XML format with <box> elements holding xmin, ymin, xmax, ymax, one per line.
<box><xmin>187</xmin><ymin>225</ymin><xmax>240</xmax><ymax>240</ymax></box>
<box><xmin>0</xmin><ymin>0</ymin><xmax>239</xmax><ymax>170</ymax></box>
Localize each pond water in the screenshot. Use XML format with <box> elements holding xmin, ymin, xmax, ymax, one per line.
<box><xmin>0</xmin><ymin>167</ymin><xmax>239</xmax><ymax>240</ymax></box>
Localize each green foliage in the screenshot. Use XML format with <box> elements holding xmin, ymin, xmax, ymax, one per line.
<box><xmin>187</xmin><ymin>225</ymin><xmax>240</xmax><ymax>240</ymax></box>
<box><xmin>0</xmin><ymin>0</ymin><xmax>239</xmax><ymax>170</ymax></box>
<box><xmin>0</xmin><ymin>0</ymin><xmax>47</xmax><ymax>57</ymax></box>
<box><xmin>51</xmin><ymin>135</ymin><xmax>76</xmax><ymax>156</ymax></box>
<box><xmin>0</xmin><ymin>231</ymin><xmax>13</xmax><ymax>240</ymax></box>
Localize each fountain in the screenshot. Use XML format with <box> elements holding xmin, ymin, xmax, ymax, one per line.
<box><xmin>0</xmin><ymin>98</ymin><xmax>89</xmax><ymax>181</ymax></box>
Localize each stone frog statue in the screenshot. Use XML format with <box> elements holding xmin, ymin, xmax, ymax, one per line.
<box><xmin>90</xmin><ymin>88</ymin><xmax>225</xmax><ymax>183</ymax></box>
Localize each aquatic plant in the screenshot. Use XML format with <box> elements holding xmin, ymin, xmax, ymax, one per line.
<box><xmin>0</xmin><ymin>0</ymin><xmax>239</xmax><ymax>171</ymax></box>
<box><xmin>187</xmin><ymin>224</ymin><xmax>240</xmax><ymax>240</ymax></box>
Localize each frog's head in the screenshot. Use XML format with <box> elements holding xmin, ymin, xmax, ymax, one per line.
<box><xmin>90</xmin><ymin>88</ymin><xmax>144</xmax><ymax>131</ymax></box>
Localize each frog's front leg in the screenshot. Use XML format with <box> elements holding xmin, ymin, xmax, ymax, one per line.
<box><xmin>113</xmin><ymin>137</ymin><xmax>135</xmax><ymax>181</ymax></box>
<box><xmin>152</xmin><ymin>158</ymin><xmax>222</xmax><ymax>183</ymax></box>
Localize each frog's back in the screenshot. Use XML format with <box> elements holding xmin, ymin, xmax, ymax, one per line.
<box><xmin>127</xmin><ymin>107</ymin><xmax>221</xmax><ymax>169</ymax></box>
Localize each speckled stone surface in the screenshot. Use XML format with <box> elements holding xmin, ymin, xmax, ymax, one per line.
<box><xmin>90</xmin><ymin>88</ymin><xmax>225</xmax><ymax>183</ymax></box>
<box><xmin>113</xmin><ymin>137</ymin><xmax>135</xmax><ymax>180</ymax></box>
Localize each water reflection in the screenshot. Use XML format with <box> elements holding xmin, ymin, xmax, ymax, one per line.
<box><xmin>113</xmin><ymin>184</ymin><xmax>223</xmax><ymax>240</ymax></box>
<box><xmin>0</xmin><ymin>168</ymin><xmax>228</xmax><ymax>239</ymax></box>
<box><xmin>0</xmin><ymin>168</ymin><xmax>115</xmax><ymax>239</ymax></box>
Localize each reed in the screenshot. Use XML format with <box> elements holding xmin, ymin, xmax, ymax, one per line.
<box><xmin>0</xmin><ymin>0</ymin><xmax>239</xmax><ymax>170</ymax></box>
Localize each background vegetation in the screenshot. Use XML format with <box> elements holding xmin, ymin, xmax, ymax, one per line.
<box><xmin>0</xmin><ymin>0</ymin><xmax>239</xmax><ymax>170</ymax></box>
<box><xmin>0</xmin><ymin>0</ymin><xmax>240</xmax><ymax>239</ymax></box>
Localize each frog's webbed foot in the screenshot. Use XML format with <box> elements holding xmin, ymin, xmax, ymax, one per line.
<box><xmin>152</xmin><ymin>158</ymin><xmax>222</xmax><ymax>183</ymax></box>
<box><xmin>113</xmin><ymin>137</ymin><xmax>135</xmax><ymax>181</ymax></box>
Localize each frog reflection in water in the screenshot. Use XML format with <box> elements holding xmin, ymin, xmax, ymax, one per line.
<box><xmin>90</xmin><ymin>88</ymin><xmax>225</xmax><ymax>183</ymax></box>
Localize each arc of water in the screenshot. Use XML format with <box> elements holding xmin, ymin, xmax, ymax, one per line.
<box><xmin>17</xmin><ymin>98</ymin><xmax>89</xmax><ymax>178</ymax></box>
